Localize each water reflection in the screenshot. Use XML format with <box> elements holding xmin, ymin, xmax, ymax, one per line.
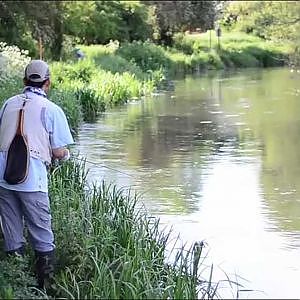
<box><xmin>76</xmin><ymin>68</ymin><xmax>300</xmax><ymax>298</ymax></box>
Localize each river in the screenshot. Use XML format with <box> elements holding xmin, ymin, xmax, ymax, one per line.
<box><xmin>76</xmin><ymin>67</ymin><xmax>300</xmax><ymax>299</ymax></box>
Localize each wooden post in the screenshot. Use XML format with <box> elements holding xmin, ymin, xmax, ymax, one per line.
<box><xmin>39</xmin><ymin>36</ymin><xmax>43</xmax><ymax>60</ymax></box>
<box><xmin>216</xmin><ymin>26</ymin><xmax>221</xmax><ymax>50</ymax></box>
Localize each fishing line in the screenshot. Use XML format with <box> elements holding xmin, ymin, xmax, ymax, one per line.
<box><xmin>70</xmin><ymin>154</ymin><xmax>158</xmax><ymax>203</ymax></box>
<box><xmin>70</xmin><ymin>154</ymin><xmax>138</xmax><ymax>179</ymax></box>
<box><xmin>69</xmin><ymin>154</ymin><xmax>157</xmax><ymax>198</ymax></box>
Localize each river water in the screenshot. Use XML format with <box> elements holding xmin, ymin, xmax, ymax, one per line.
<box><xmin>76</xmin><ymin>68</ymin><xmax>300</xmax><ymax>299</ymax></box>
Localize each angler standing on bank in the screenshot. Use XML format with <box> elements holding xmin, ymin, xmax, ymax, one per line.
<box><xmin>0</xmin><ymin>60</ymin><xmax>74</xmax><ymax>291</ymax></box>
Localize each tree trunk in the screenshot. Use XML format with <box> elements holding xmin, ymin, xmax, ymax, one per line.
<box><xmin>50</xmin><ymin>1</ymin><xmax>63</xmax><ymax>61</ymax></box>
<box><xmin>159</xmin><ymin>27</ymin><xmax>173</xmax><ymax>47</ymax></box>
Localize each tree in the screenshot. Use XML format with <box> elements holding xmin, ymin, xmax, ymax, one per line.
<box><xmin>221</xmin><ymin>1</ymin><xmax>300</xmax><ymax>65</ymax></box>
<box><xmin>142</xmin><ymin>1</ymin><xmax>222</xmax><ymax>46</ymax></box>
<box><xmin>0</xmin><ymin>1</ymin><xmax>64</xmax><ymax>58</ymax></box>
<box><xmin>64</xmin><ymin>1</ymin><xmax>152</xmax><ymax>45</ymax></box>
<box><xmin>221</xmin><ymin>1</ymin><xmax>300</xmax><ymax>42</ymax></box>
<box><xmin>119</xmin><ymin>1</ymin><xmax>153</xmax><ymax>42</ymax></box>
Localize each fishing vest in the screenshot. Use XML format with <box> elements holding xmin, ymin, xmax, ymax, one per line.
<box><xmin>0</xmin><ymin>93</ymin><xmax>52</xmax><ymax>164</ymax></box>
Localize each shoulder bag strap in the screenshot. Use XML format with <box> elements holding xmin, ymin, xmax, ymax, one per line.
<box><xmin>16</xmin><ymin>100</ymin><xmax>26</xmax><ymax>136</ymax></box>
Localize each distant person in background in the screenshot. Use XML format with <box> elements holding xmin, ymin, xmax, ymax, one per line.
<box><xmin>74</xmin><ymin>48</ymin><xmax>85</xmax><ymax>60</ymax></box>
<box><xmin>0</xmin><ymin>59</ymin><xmax>74</xmax><ymax>291</ymax></box>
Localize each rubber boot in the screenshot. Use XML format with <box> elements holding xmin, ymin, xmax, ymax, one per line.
<box><xmin>35</xmin><ymin>250</ymin><xmax>56</xmax><ymax>293</ymax></box>
<box><xmin>6</xmin><ymin>246</ymin><xmax>25</xmax><ymax>257</ymax></box>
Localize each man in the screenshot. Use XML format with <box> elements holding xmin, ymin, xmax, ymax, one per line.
<box><xmin>74</xmin><ymin>47</ymin><xmax>85</xmax><ymax>60</ymax></box>
<box><xmin>0</xmin><ymin>60</ymin><xmax>74</xmax><ymax>290</ymax></box>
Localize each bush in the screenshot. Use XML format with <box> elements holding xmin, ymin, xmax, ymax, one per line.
<box><xmin>0</xmin><ymin>256</ymin><xmax>44</xmax><ymax>299</ymax></box>
<box><xmin>49</xmin><ymin>88</ymin><xmax>83</xmax><ymax>134</ymax></box>
<box><xmin>116</xmin><ymin>40</ymin><xmax>171</xmax><ymax>72</ymax></box>
<box><xmin>0</xmin><ymin>42</ymin><xmax>30</xmax><ymax>83</ymax></box>
<box><xmin>0</xmin><ymin>43</ymin><xmax>30</xmax><ymax>107</ymax></box>
<box><xmin>173</xmin><ymin>33</ymin><xmax>195</xmax><ymax>55</ymax></box>
<box><xmin>50</xmin><ymin>60</ymin><xmax>96</xmax><ymax>86</ymax></box>
<box><xmin>76</xmin><ymin>86</ymin><xmax>106</xmax><ymax>122</ymax></box>
<box><xmin>93</xmin><ymin>54</ymin><xmax>145</xmax><ymax>80</ymax></box>
<box><xmin>0</xmin><ymin>79</ymin><xmax>23</xmax><ymax>106</ymax></box>
<box><xmin>172</xmin><ymin>31</ymin><xmax>291</xmax><ymax>70</ymax></box>
<box><xmin>90</xmin><ymin>70</ymin><xmax>138</xmax><ymax>107</ymax></box>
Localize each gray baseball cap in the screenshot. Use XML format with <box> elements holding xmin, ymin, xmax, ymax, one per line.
<box><xmin>25</xmin><ymin>60</ymin><xmax>50</xmax><ymax>82</ymax></box>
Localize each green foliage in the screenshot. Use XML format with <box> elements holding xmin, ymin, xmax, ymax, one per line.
<box><xmin>0</xmin><ymin>43</ymin><xmax>29</xmax><ymax>107</ymax></box>
<box><xmin>49</xmin><ymin>88</ymin><xmax>83</xmax><ymax>135</ymax></box>
<box><xmin>80</xmin><ymin>41</ymin><xmax>147</xmax><ymax>80</ymax></box>
<box><xmin>220</xmin><ymin>1</ymin><xmax>300</xmax><ymax>65</ymax></box>
<box><xmin>80</xmin><ymin>43</ymin><xmax>116</xmax><ymax>57</ymax></box>
<box><xmin>172</xmin><ymin>31</ymin><xmax>290</xmax><ymax>69</ymax></box>
<box><xmin>51</xmin><ymin>60</ymin><xmax>95</xmax><ymax>85</ymax></box>
<box><xmin>93</xmin><ymin>54</ymin><xmax>146</xmax><ymax>79</ymax></box>
<box><xmin>142</xmin><ymin>1</ymin><xmax>221</xmax><ymax>45</ymax></box>
<box><xmin>1</xmin><ymin>0</ymin><xmax>299</xmax><ymax>64</ymax></box>
<box><xmin>116</xmin><ymin>40</ymin><xmax>171</xmax><ymax>72</ymax></box>
<box><xmin>0</xmin><ymin>0</ymin><xmax>153</xmax><ymax>60</ymax></box>
<box><xmin>49</xmin><ymin>50</ymin><xmax>162</xmax><ymax>122</ymax></box>
<box><xmin>46</xmin><ymin>158</ymin><xmax>219</xmax><ymax>299</ymax></box>
<box><xmin>221</xmin><ymin>1</ymin><xmax>300</xmax><ymax>43</ymax></box>
<box><xmin>63</xmin><ymin>1</ymin><xmax>152</xmax><ymax>45</ymax></box>
<box><xmin>89</xmin><ymin>70</ymin><xmax>143</xmax><ymax>107</ymax></box>
<box><xmin>119</xmin><ymin>1</ymin><xmax>153</xmax><ymax>42</ymax></box>
<box><xmin>0</xmin><ymin>256</ymin><xmax>45</xmax><ymax>299</ymax></box>
<box><xmin>76</xmin><ymin>86</ymin><xmax>106</xmax><ymax>122</ymax></box>
<box><xmin>0</xmin><ymin>42</ymin><xmax>30</xmax><ymax>83</ymax></box>
<box><xmin>0</xmin><ymin>79</ymin><xmax>22</xmax><ymax>106</ymax></box>
<box><xmin>0</xmin><ymin>1</ymin><xmax>65</xmax><ymax>59</ymax></box>
<box><xmin>60</xmin><ymin>34</ymin><xmax>80</xmax><ymax>62</ymax></box>
<box><xmin>64</xmin><ymin>1</ymin><xmax>123</xmax><ymax>44</ymax></box>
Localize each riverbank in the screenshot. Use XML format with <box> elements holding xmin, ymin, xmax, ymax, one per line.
<box><xmin>110</xmin><ymin>31</ymin><xmax>291</xmax><ymax>76</ymax></box>
<box><xmin>0</xmin><ymin>44</ymin><xmax>221</xmax><ymax>300</ymax></box>
<box><xmin>0</xmin><ymin>31</ymin><xmax>293</xmax><ymax>128</ymax></box>
<box><xmin>49</xmin><ymin>31</ymin><xmax>291</xmax><ymax>124</ymax></box>
<box><xmin>81</xmin><ymin>31</ymin><xmax>291</xmax><ymax>73</ymax></box>
<box><xmin>0</xmin><ymin>33</ymin><xmax>294</xmax><ymax>299</ymax></box>
<box><xmin>0</xmin><ymin>158</ymin><xmax>216</xmax><ymax>299</ymax></box>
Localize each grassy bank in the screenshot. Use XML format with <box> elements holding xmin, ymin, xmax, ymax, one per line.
<box><xmin>0</xmin><ymin>33</ymin><xmax>291</xmax><ymax>299</ymax></box>
<box><xmin>50</xmin><ymin>31</ymin><xmax>291</xmax><ymax>125</ymax></box>
<box><xmin>0</xmin><ymin>158</ymin><xmax>218</xmax><ymax>299</ymax></box>
<box><xmin>1</xmin><ymin>32</ymin><xmax>292</xmax><ymax>128</ymax></box>
<box><xmin>173</xmin><ymin>31</ymin><xmax>291</xmax><ymax>68</ymax></box>
<box><xmin>49</xmin><ymin>57</ymin><xmax>163</xmax><ymax>125</ymax></box>
<box><xmin>113</xmin><ymin>31</ymin><xmax>291</xmax><ymax>76</ymax></box>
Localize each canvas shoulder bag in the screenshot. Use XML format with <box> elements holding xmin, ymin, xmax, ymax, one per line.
<box><xmin>4</xmin><ymin>99</ymin><xmax>29</xmax><ymax>184</ymax></box>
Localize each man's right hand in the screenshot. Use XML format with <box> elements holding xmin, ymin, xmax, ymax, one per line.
<box><xmin>52</xmin><ymin>147</ymin><xmax>70</xmax><ymax>160</ymax></box>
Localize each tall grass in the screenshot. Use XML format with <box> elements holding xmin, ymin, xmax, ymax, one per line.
<box><xmin>49</xmin><ymin>50</ymin><xmax>163</xmax><ymax>122</ymax></box>
<box><xmin>0</xmin><ymin>158</ymin><xmax>218</xmax><ymax>299</ymax></box>
<box><xmin>173</xmin><ymin>31</ymin><xmax>291</xmax><ymax>69</ymax></box>
<box><xmin>1</xmin><ymin>158</ymin><xmax>224</xmax><ymax>299</ymax></box>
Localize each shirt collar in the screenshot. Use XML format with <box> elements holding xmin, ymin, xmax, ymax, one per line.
<box><xmin>23</xmin><ymin>86</ymin><xmax>47</xmax><ymax>98</ymax></box>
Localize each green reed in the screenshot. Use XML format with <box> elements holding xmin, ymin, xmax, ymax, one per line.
<box><xmin>0</xmin><ymin>156</ymin><xmax>227</xmax><ymax>299</ymax></box>
<box><xmin>49</xmin><ymin>57</ymin><xmax>161</xmax><ymax>123</ymax></box>
<box><xmin>47</xmin><ymin>158</ymin><xmax>220</xmax><ymax>299</ymax></box>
